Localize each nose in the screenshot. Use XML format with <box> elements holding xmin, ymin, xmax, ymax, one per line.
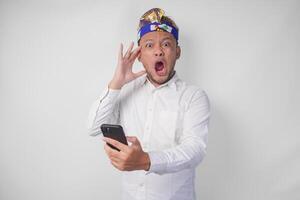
<box><xmin>154</xmin><ymin>46</ymin><xmax>164</xmax><ymax>57</ymax></box>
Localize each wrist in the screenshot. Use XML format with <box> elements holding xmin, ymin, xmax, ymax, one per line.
<box><xmin>142</xmin><ymin>152</ymin><xmax>151</xmax><ymax>171</ymax></box>
<box><xmin>109</xmin><ymin>79</ymin><xmax>124</xmax><ymax>90</ymax></box>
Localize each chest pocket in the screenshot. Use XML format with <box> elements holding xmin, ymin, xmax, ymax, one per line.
<box><xmin>155</xmin><ymin>109</ymin><xmax>178</xmax><ymax>148</ymax></box>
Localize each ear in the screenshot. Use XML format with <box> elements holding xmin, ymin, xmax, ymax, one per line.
<box><xmin>176</xmin><ymin>46</ymin><xmax>181</xmax><ymax>59</ymax></box>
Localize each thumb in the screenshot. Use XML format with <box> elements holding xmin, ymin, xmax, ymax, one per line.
<box><xmin>126</xmin><ymin>136</ymin><xmax>140</xmax><ymax>146</ymax></box>
<box><xmin>133</xmin><ymin>70</ymin><xmax>146</xmax><ymax>78</ymax></box>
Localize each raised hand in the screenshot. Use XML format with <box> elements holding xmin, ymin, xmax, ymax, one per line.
<box><xmin>109</xmin><ymin>42</ymin><xmax>146</xmax><ymax>89</ymax></box>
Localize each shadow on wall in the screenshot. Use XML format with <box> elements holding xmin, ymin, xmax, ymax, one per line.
<box><xmin>196</xmin><ymin>102</ymin><xmax>247</xmax><ymax>199</ymax></box>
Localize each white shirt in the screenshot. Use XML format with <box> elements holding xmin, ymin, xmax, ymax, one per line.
<box><xmin>87</xmin><ymin>73</ymin><xmax>210</xmax><ymax>200</ymax></box>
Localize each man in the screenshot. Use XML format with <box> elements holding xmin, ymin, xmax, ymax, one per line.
<box><xmin>87</xmin><ymin>8</ymin><xmax>210</xmax><ymax>200</ymax></box>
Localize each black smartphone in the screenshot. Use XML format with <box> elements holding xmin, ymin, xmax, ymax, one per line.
<box><xmin>100</xmin><ymin>124</ymin><xmax>128</xmax><ymax>151</ymax></box>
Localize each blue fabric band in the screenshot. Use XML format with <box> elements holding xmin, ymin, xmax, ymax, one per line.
<box><xmin>137</xmin><ymin>22</ymin><xmax>179</xmax><ymax>42</ymax></box>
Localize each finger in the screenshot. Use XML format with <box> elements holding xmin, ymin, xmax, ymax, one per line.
<box><xmin>110</xmin><ymin>160</ymin><xmax>124</xmax><ymax>171</ymax></box>
<box><xmin>118</xmin><ymin>43</ymin><xmax>123</xmax><ymax>60</ymax></box>
<box><xmin>126</xmin><ymin>136</ymin><xmax>140</xmax><ymax>145</ymax></box>
<box><xmin>137</xmin><ymin>51</ymin><xmax>141</xmax><ymax>59</ymax></box>
<box><xmin>110</xmin><ymin>160</ymin><xmax>120</xmax><ymax>170</ymax></box>
<box><xmin>129</xmin><ymin>46</ymin><xmax>141</xmax><ymax>61</ymax></box>
<box><xmin>124</xmin><ymin>42</ymin><xmax>134</xmax><ymax>58</ymax></box>
<box><xmin>106</xmin><ymin>151</ymin><xmax>123</xmax><ymax>163</ymax></box>
<box><xmin>103</xmin><ymin>137</ymin><xmax>129</xmax><ymax>153</ymax></box>
<box><xmin>104</xmin><ymin>143</ymin><xmax>120</xmax><ymax>157</ymax></box>
<box><xmin>110</xmin><ymin>156</ymin><xmax>122</xmax><ymax>163</ymax></box>
<box><xmin>133</xmin><ymin>70</ymin><xmax>146</xmax><ymax>78</ymax></box>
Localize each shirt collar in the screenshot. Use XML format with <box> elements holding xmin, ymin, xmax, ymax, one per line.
<box><xmin>140</xmin><ymin>71</ymin><xmax>179</xmax><ymax>91</ymax></box>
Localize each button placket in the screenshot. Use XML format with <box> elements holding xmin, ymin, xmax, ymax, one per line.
<box><xmin>142</xmin><ymin>91</ymin><xmax>156</xmax><ymax>147</ymax></box>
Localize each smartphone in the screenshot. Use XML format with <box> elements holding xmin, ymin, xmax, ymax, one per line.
<box><xmin>100</xmin><ymin>124</ymin><xmax>128</xmax><ymax>151</ymax></box>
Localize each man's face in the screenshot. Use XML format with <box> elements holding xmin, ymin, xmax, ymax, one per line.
<box><xmin>138</xmin><ymin>31</ymin><xmax>181</xmax><ymax>87</ymax></box>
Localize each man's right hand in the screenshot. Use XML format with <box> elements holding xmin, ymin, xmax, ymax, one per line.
<box><xmin>109</xmin><ymin>42</ymin><xmax>146</xmax><ymax>89</ymax></box>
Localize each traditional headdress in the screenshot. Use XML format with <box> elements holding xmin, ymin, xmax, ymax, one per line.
<box><xmin>137</xmin><ymin>8</ymin><xmax>179</xmax><ymax>43</ymax></box>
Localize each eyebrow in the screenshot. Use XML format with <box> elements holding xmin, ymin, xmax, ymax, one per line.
<box><xmin>144</xmin><ymin>39</ymin><xmax>153</xmax><ymax>43</ymax></box>
<box><xmin>161</xmin><ymin>37</ymin><xmax>173</xmax><ymax>41</ymax></box>
<box><xmin>144</xmin><ymin>37</ymin><xmax>173</xmax><ymax>43</ymax></box>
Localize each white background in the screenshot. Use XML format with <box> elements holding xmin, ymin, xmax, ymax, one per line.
<box><xmin>1</xmin><ymin>0</ymin><xmax>299</xmax><ymax>200</ymax></box>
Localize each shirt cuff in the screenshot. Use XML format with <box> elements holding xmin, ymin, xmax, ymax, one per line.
<box><xmin>146</xmin><ymin>151</ymin><xmax>168</xmax><ymax>175</ymax></box>
<box><xmin>99</xmin><ymin>86</ymin><xmax>121</xmax><ymax>102</ymax></box>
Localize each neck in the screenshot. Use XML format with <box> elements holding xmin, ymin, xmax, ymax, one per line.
<box><xmin>147</xmin><ymin>71</ymin><xmax>176</xmax><ymax>88</ymax></box>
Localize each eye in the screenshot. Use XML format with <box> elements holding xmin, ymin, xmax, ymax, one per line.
<box><xmin>145</xmin><ymin>43</ymin><xmax>153</xmax><ymax>48</ymax></box>
<box><xmin>162</xmin><ymin>42</ymin><xmax>170</xmax><ymax>47</ymax></box>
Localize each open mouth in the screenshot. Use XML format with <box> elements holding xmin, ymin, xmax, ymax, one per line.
<box><xmin>155</xmin><ymin>61</ymin><xmax>164</xmax><ymax>72</ymax></box>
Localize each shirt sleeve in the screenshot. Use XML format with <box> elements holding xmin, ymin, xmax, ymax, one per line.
<box><xmin>87</xmin><ymin>87</ymin><xmax>121</xmax><ymax>136</ymax></box>
<box><xmin>147</xmin><ymin>89</ymin><xmax>210</xmax><ymax>175</ymax></box>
